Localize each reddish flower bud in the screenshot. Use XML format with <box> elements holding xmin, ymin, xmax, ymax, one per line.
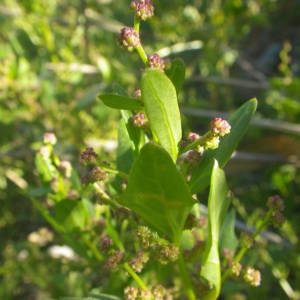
<box><xmin>148</xmin><ymin>53</ymin><xmax>165</xmax><ymax>70</ymax></box>
<box><xmin>43</xmin><ymin>132</ymin><xmax>57</xmax><ymax>145</ymax></box>
<box><xmin>270</xmin><ymin>211</ymin><xmax>285</xmax><ymax>228</ymax></box>
<box><xmin>188</xmin><ymin>132</ymin><xmax>200</xmax><ymax>142</ymax></box>
<box><xmin>267</xmin><ymin>195</ymin><xmax>284</xmax><ymax>212</ymax></box>
<box><xmin>80</xmin><ymin>147</ymin><xmax>98</xmax><ymax>164</ymax></box>
<box><xmin>130</xmin><ymin>0</ymin><xmax>154</xmax><ymax>21</ymax></box>
<box><xmin>89</xmin><ymin>166</ymin><xmax>108</xmax><ymax>182</ymax></box>
<box><xmin>119</xmin><ymin>27</ymin><xmax>140</xmax><ymax>51</ymax></box>
<box><xmin>59</xmin><ymin>160</ymin><xmax>72</xmax><ymax>178</ymax></box>
<box><xmin>210</xmin><ymin>117</ymin><xmax>231</xmax><ymax>137</ymax></box>
<box><xmin>132</xmin><ymin>112</ymin><xmax>147</xmax><ymax>127</ymax></box>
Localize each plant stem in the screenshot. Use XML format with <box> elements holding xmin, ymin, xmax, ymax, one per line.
<box><xmin>123</xmin><ymin>263</ymin><xmax>149</xmax><ymax>290</ymax></box>
<box><xmin>221</xmin><ymin>210</ymin><xmax>273</xmax><ymax>283</ymax></box>
<box><xmin>178</xmin><ymin>253</ymin><xmax>196</xmax><ymax>300</ymax></box>
<box><xmin>133</xmin><ymin>15</ymin><xmax>148</xmax><ymax>65</ymax></box>
<box><xmin>180</xmin><ymin>132</ymin><xmax>211</xmax><ymax>154</ymax></box>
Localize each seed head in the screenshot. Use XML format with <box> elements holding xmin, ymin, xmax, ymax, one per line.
<box><xmin>119</xmin><ymin>27</ymin><xmax>140</xmax><ymax>51</ymax></box>
<box><xmin>130</xmin><ymin>0</ymin><xmax>154</xmax><ymax>21</ymax></box>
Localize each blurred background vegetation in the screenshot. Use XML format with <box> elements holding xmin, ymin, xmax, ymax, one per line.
<box><xmin>0</xmin><ymin>0</ymin><xmax>300</xmax><ymax>299</ymax></box>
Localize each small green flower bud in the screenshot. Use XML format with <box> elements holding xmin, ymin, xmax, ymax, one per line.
<box><xmin>139</xmin><ymin>289</ymin><xmax>152</xmax><ymax>300</ymax></box>
<box><xmin>243</xmin><ymin>267</ymin><xmax>261</xmax><ymax>287</ymax></box>
<box><xmin>130</xmin><ymin>0</ymin><xmax>154</xmax><ymax>21</ymax></box>
<box><xmin>148</xmin><ymin>53</ymin><xmax>165</xmax><ymax>70</ymax></box>
<box><xmin>152</xmin><ymin>285</ymin><xmax>167</xmax><ymax>300</ymax></box>
<box><xmin>119</xmin><ymin>27</ymin><xmax>140</xmax><ymax>51</ymax></box>
<box><xmin>156</xmin><ymin>244</ymin><xmax>179</xmax><ymax>265</ymax></box>
<box><xmin>43</xmin><ymin>132</ymin><xmax>57</xmax><ymax>145</ymax></box>
<box><xmin>240</xmin><ymin>232</ymin><xmax>254</xmax><ymax>249</ymax></box>
<box><xmin>230</xmin><ymin>261</ymin><xmax>242</xmax><ymax>277</ymax></box>
<box><xmin>210</xmin><ymin>117</ymin><xmax>231</xmax><ymax>137</ymax></box>
<box><xmin>204</xmin><ymin>135</ymin><xmax>220</xmax><ymax>150</ymax></box>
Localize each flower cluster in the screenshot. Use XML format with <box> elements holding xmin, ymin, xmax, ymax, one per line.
<box><xmin>130</xmin><ymin>0</ymin><xmax>154</xmax><ymax>21</ymax></box>
<box><xmin>243</xmin><ymin>266</ymin><xmax>261</xmax><ymax>287</ymax></box>
<box><xmin>148</xmin><ymin>53</ymin><xmax>165</xmax><ymax>71</ymax></box>
<box><xmin>267</xmin><ymin>195</ymin><xmax>285</xmax><ymax>228</ymax></box>
<box><xmin>119</xmin><ymin>27</ymin><xmax>140</xmax><ymax>51</ymax></box>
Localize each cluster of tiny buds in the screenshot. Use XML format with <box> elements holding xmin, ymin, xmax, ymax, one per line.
<box><xmin>230</xmin><ymin>261</ymin><xmax>242</xmax><ymax>277</ymax></box>
<box><xmin>80</xmin><ymin>147</ymin><xmax>98</xmax><ymax>164</ymax></box>
<box><xmin>267</xmin><ymin>195</ymin><xmax>285</xmax><ymax>228</ymax></box>
<box><xmin>148</xmin><ymin>53</ymin><xmax>165</xmax><ymax>71</ymax></box>
<box><xmin>132</xmin><ymin>112</ymin><xmax>147</xmax><ymax>127</ymax></box>
<box><xmin>133</xmin><ymin>88</ymin><xmax>142</xmax><ymax>99</ymax></box>
<box><xmin>89</xmin><ymin>166</ymin><xmax>108</xmax><ymax>182</ymax></box>
<box><xmin>188</xmin><ymin>132</ymin><xmax>200</xmax><ymax>142</ymax></box>
<box><xmin>136</xmin><ymin>226</ymin><xmax>158</xmax><ymax>249</ymax></box>
<box><xmin>129</xmin><ymin>251</ymin><xmax>149</xmax><ymax>273</ymax></box>
<box><xmin>130</xmin><ymin>0</ymin><xmax>154</xmax><ymax>21</ymax></box>
<box><xmin>124</xmin><ymin>285</ymin><xmax>171</xmax><ymax>300</ymax></box>
<box><xmin>104</xmin><ymin>250</ymin><xmax>124</xmax><ymax>272</ymax></box>
<box><xmin>119</xmin><ymin>27</ymin><xmax>140</xmax><ymax>51</ymax></box>
<box><xmin>43</xmin><ymin>132</ymin><xmax>57</xmax><ymax>145</ymax></box>
<box><xmin>243</xmin><ymin>266</ymin><xmax>261</xmax><ymax>287</ymax></box>
<box><xmin>210</xmin><ymin>117</ymin><xmax>231</xmax><ymax>137</ymax></box>
<box><xmin>99</xmin><ymin>235</ymin><xmax>113</xmax><ymax>252</ymax></box>
<box><xmin>155</xmin><ymin>243</ymin><xmax>179</xmax><ymax>265</ymax></box>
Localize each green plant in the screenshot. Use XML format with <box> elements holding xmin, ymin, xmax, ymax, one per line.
<box><xmin>31</xmin><ymin>1</ymin><xmax>288</xmax><ymax>299</ymax></box>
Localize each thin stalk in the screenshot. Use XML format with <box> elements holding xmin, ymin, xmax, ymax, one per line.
<box><xmin>133</xmin><ymin>15</ymin><xmax>148</xmax><ymax>65</ymax></box>
<box><xmin>180</xmin><ymin>132</ymin><xmax>211</xmax><ymax>154</ymax></box>
<box><xmin>123</xmin><ymin>263</ymin><xmax>149</xmax><ymax>291</ymax></box>
<box><xmin>178</xmin><ymin>253</ymin><xmax>196</xmax><ymax>300</ymax></box>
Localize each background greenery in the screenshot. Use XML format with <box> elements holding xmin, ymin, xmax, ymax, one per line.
<box><xmin>0</xmin><ymin>0</ymin><xmax>299</xmax><ymax>299</ymax></box>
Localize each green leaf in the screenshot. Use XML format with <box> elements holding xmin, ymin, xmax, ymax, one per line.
<box><xmin>35</xmin><ymin>151</ymin><xmax>57</xmax><ymax>182</ymax></box>
<box><xmin>219</xmin><ymin>209</ymin><xmax>238</xmax><ymax>254</ymax></box>
<box><xmin>117</xmin><ymin>118</ymin><xmax>135</xmax><ymax>173</ymax></box>
<box><xmin>165</xmin><ymin>58</ymin><xmax>186</xmax><ymax>94</ymax></box>
<box><xmin>60</xmin><ymin>293</ymin><xmax>121</xmax><ymax>300</ymax></box>
<box><xmin>190</xmin><ymin>98</ymin><xmax>257</xmax><ymax>193</ymax></box>
<box><xmin>141</xmin><ymin>69</ymin><xmax>182</xmax><ymax>161</ymax></box>
<box><xmin>98</xmin><ymin>94</ymin><xmax>143</xmax><ymax>111</ymax></box>
<box><xmin>121</xmin><ymin>143</ymin><xmax>194</xmax><ymax>243</ymax></box>
<box><xmin>54</xmin><ymin>199</ymin><xmax>91</xmax><ymax>231</ymax></box>
<box><xmin>200</xmin><ymin>160</ymin><xmax>230</xmax><ymax>300</ymax></box>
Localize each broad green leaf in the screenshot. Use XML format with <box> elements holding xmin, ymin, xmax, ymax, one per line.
<box><xmin>98</xmin><ymin>94</ymin><xmax>143</xmax><ymax>111</ymax></box>
<box><xmin>141</xmin><ymin>69</ymin><xmax>182</xmax><ymax>161</ymax></box>
<box><xmin>117</xmin><ymin>118</ymin><xmax>135</xmax><ymax>173</ymax></box>
<box><xmin>35</xmin><ymin>151</ymin><xmax>57</xmax><ymax>182</ymax></box>
<box><xmin>54</xmin><ymin>199</ymin><xmax>91</xmax><ymax>231</ymax></box>
<box><xmin>200</xmin><ymin>160</ymin><xmax>230</xmax><ymax>300</ymax></box>
<box><xmin>165</xmin><ymin>58</ymin><xmax>186</xmax><ymax>94</ymax></box>
<box><xmin>190</xmin><ymin>98</ymin><xmax>257</xmax><ymax>193</ymax></box>
<box><xmin>121</xmin><ymin>143</ymin><xmax>194</xmax><ymax>243</ymax></box>
<box><xmin>219</xmin><ymin>209</ymin><xmax>238</xmax><ymax>254</ymax></box>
